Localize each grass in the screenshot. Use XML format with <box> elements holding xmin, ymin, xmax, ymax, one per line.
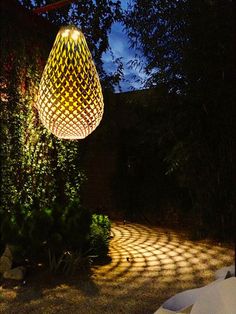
<box><xmin>0</xmin><ymin>221</ymin><xmax>234</xmax><ymax>314</ymax></box>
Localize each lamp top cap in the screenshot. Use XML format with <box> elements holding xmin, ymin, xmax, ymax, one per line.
<box><xmin>59</xmin><ymin>25</ymin><xmax>82</xmax><ymax>32</ymax></box>
<box><xmin>59</xmin><ymin>25</ymin><xmax>83</xmax><ymax>40</ymax></box>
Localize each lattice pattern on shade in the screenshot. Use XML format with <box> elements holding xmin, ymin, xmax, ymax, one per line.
<box><xmin>37</xmin><ymin>25</ymin><xmax>104</xmax><ymax>139</ymax></box>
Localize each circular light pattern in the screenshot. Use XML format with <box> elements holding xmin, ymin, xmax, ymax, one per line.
<box><xmin>37</xmin><ymin>25</ymin><xmax>104</xmax><ymax>139</ymax></box>
<box><xmin>93</xmin><ymin>222</ymin><xmax>233</xmax><ymax>290</ymax></box>
<box><xmin>0</xmin><ymin>222</ymin><xmax>233</xmax><ymax>313</ymax></box>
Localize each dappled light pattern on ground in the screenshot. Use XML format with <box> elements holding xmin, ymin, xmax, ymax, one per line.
<box><xmin>0</xmin><ymin>222</ymin><xmax>233</xmax><ymax>314</ymax></box>
<box><xmin>96</xmin><ymin>222</ymin><xmax>230</xmax><ymax>284</ymax></box>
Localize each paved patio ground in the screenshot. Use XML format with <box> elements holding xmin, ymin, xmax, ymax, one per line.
<box><xmin>0</xmin><ymin>222</ymin><xmax>234</xmax><ymax>314</ymax></box>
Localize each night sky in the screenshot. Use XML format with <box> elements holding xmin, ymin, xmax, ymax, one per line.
<box><xmin>102</xmin><ymin>1</ymin><xmax>146</xmax><ymax>92</ymax></box>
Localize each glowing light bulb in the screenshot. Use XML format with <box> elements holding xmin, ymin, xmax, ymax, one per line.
<box><xmin>71</xmin><ymin>30</ymin><xmax>80</xmax><ymax>41</ymax></box>
<box><xmin>61</xmin><ymin>29</ymin><xmax>70</xmax><ymax>37</ymax></box>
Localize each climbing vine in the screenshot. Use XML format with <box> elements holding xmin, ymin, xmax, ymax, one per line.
<box><xmin>0</xmin><ymin>3</ymin><xmax>85</xmax><ymax>255</ymax></box>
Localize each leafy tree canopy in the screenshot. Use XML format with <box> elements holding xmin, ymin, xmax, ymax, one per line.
<box><xmin>125</xmin><ymin>0</ymin><xmax>234</xmax><ymax>94</ymax></box>
<box><xmin>124</xmin><ymin>0</ymin><xmax>235</xmax><ymax>239</ymax></box>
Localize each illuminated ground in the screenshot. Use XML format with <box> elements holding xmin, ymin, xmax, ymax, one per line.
<box><xmin>0</xmin><ymin>222</ymin><xmax>234</xmax><ymax>314</ymax></box>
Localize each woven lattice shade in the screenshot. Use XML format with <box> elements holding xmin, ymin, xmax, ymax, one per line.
<box><xmin>37</xmin><ymin>25</ymin><xmax>104</xmax><ymax>139</ymax></box>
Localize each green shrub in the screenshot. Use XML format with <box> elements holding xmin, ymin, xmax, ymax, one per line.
<box><xmin>0</xmin><ymin>201</ymin><xmax>111</xmax><ymax>270</ymax></box>
<box><xmin>89</xmin><ymin>214</ymin><xmax>111</xmax><ymax>257</ymax></box>
<box><xmin>48</xmin><ymin>249</ymin><xmax>94</xmax><ymax>275</ymax></box>
<box><xmin>61</xmin><ymin>199</ymin><xmax>91</xmax><ymax>252</ymax></box>
<box><xmin>0</xmin><ymin>200</ymin><xmax>91</xmax><ymax>261</ymax></box>
<box><xmin>0</xmin><ymin>215</ymin><xmax>20</xmax><ymax>246</ymax></box>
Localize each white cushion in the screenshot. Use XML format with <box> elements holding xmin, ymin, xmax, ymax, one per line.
<box><xmin>191</xmin><ymin>277</ymin><xmax>236</xmax><ymax>314</ymax></box>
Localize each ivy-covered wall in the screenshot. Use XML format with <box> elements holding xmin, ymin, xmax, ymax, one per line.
<box><xmin>0</xmin><ymin>0</ymin><xmax>84</xmax><ymax>231</ymax></box>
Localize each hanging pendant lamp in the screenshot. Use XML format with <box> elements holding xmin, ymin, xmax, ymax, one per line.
<box><xmin>37</xmin><ymin>25</ymin><xmax>104</xmax><ymax>139</ymax></box>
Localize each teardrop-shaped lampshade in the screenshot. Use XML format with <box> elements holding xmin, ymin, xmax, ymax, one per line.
<box><xmin>37</xmin><ymin>25</ymin><xmax>104</xmax><ymax>139</ymax></box>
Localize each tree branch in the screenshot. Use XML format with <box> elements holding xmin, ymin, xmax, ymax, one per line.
<box><xmin>33</xmin><ymin>0</ymin><xmax>76</xmax><ymax>15</ymax></box>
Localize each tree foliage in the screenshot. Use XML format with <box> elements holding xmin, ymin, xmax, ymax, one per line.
<box><xmin>125</xmin><ymin>0</ymin><xmax>234</xmax><ymax>238</ymax></box>
<box><xmin>19</xmin><ymin>0</ymin><xmax>123</xmax><ymax>90</ymax></box>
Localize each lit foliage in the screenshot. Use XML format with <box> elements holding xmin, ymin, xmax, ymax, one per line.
<box><xmin>90</xmin><ymin>214</ymin><xmax>111</xmax><ymax>256</ymax></box>
<box><xmin>0</xmin><ymin>9</ymin><xmax>84</xmax><ymax>250</ymax></box>
<box><xmin>37</xmin><ymin>25</ymin><xmax>104</xmax><ymax>139</ymax></box>
<box><xmin>0</xmin><ymin>59</ymin><xmax>83</xmax><ymax>213</ymax></box>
